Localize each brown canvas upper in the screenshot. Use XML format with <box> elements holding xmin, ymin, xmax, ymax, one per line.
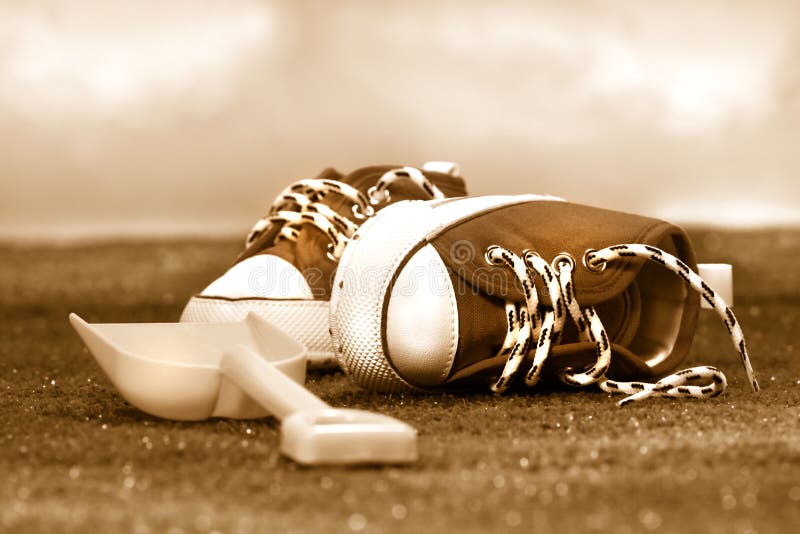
<box><xmin>237</xmin><ymin>165</ymin><xmax>468</xmax><ymax>299</ymax></box>
<box><xmin>423</xmin><ymin>200</ymin><xmax>699</xmax><ymax>386</ymax></box>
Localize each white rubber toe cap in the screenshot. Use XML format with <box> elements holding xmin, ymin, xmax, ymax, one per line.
<box><xmin>330</xmin><ymin>196</ymin><xmax>545</xmax><ymax>392</ymax></box>
<box><xmin>200</xmin><ymin>255</ymin><xmax>314</xmax><ymax>300</ymax></box>
<box><xmin>385</xmin><ymin>244</ymin><xmax>459</xmax><ymax>387</ymax></box>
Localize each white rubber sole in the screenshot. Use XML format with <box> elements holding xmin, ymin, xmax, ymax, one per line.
<box><xmin>181</xmin><ymin>296</ymin><xmax>337</xmax><ymax>368</ymax></box>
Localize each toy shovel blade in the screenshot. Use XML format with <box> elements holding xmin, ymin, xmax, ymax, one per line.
<box><xmin>69</xmin><ymin>312</ymin><xmax>306</xmax><ymax>420</ymax></box>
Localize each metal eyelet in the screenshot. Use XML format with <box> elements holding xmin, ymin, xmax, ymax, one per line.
<box><xmin>582</xmin><ymin>249</ymin><xmax>607</xmax><ymax>273</ymax></box>
<box><xmin>367</xmin><ymin>185</ymin><xmax>390</xmax><ymax>206</ymax></box>
<box><xmin>521</xmin><ymin>249</ymin><xmax>540</xmax><ymax>266</ymax></box>
<box><xmin>351</xmin><ymin>203</ymin><xmax>374</xmax><ymax>220</ymax></box>
<box><xmin>325</xmin><ymin>243</ymin><xmax>339</xmax><ymax>263</ymax></box>
<box><xmin>484</xmin><ymin>245</ymin><xmax>500</xmax><ymax>265</ymax></box>
<box><xmin>551</xmin><ymin>252</ymin><xmax>575</xmax><ymax>273</ymax></box>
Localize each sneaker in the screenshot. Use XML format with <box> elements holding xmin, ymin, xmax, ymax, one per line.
<box><xmin>329</xmin><ymin>195</ymin><xmax>758</xmax><ymax>404</ymax></box>
<box><xmin>180</xmin><ymin>162</ymin><xmax>467</xmax><ymax>367</ymax></box>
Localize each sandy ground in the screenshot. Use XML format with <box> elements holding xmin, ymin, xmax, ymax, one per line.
<box><xmin>1</xmin><ymin>230</ymin><xmax>799</xmax><ymax>533</ymax></box>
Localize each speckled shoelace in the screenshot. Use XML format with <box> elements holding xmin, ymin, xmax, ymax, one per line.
<box><xmin>245</xmin><ymin>167</ymin><xmax>445</xmax><ymax>261</ymax></box>
<box><xmin>485</xmin><ymin>244</ymin><xmax>759</xmax><ymax>406</ymax></box>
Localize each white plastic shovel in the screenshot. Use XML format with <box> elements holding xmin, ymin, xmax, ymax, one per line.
<box><xmin>69</xmin><ymin>313</ymin><xmax>417</xmax><ymax>465</ymax></box>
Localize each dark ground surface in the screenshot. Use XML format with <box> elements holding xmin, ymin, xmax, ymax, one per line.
<box><xmin>1</xmin><ymin>229</ymin><xmax>799</xmax><ymax>533</ymax></box>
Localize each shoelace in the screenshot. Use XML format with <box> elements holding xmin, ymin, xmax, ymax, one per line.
<box><xmin>485</xmin><ymin>243</ymin><xmax>759</xmax><ymax>406</ymax></box>
<box><xmin>245</xmin><ymin>167</ymin><xmax>445</xmax><ymax>261</ymax></box>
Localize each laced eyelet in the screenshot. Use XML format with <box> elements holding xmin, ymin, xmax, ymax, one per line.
<box><xmin>551</xmin><ymin>252</ymin><xmax>575</xmax><ymax>273</ymax></box>
<box><xmin>583</xmin><ymin>249</ymin><xmax>607</xmax><ymax>273</ymax></box>
<box><xmin>521</xmin><ymin>249</ymin><xmax>541</xmax><ymax>266</ymax></box>
<box><xmin>367</xmin><ymin>185</ymin><xmax>391</xmax><ymax>206</ymax></box>
<box><xmin>484</xmin><ymin>245</ymin><xmax>501</xmax><ymax>265</ymax></box>
<box><xmin>351</xmin><ymin>203</ymin><xmax>374</xmax><ymax>220</ymax></box>
<box><xmin>325</xmin><ymin>243</ymin><xmax>339</xmax><ymax>263</ymax></box>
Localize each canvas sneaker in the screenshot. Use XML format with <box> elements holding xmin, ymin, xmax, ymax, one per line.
<box><xmin>181</xmin><ymin>162</ymin><xmax>468</xmax><ymax>367</ymax></box>
<box><xmin>329</xmin><ymin>195</ymin><xmax>758</xmax><ymax>405</ymax></box>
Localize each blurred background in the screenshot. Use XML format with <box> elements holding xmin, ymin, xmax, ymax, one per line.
<box><xmin>2</xmin><ymin>0</ymin><xmax>799</xmax><ymax>241</ymax></box>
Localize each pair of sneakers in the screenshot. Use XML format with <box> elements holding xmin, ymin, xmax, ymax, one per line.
<box><xmin>182</xmin><ymin>163</ymin><xmax>758</xmax><ymax>405</ymax></box>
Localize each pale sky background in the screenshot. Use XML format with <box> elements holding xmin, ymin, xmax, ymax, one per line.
<box><xmin>1</xmin><ymin>0</ymin><xmax>799</xmax><ymax>240</ymax></box>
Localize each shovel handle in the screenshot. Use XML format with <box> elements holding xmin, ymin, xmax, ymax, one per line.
<box><xmin>221</xmin><ymin>344</ymin><xmax>329</xmax><ymax>420</ymax></box>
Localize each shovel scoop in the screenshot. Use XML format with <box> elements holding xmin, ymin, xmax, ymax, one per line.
<box><xmin>69</xmin><ymin>313</ymin><xmax>417</xmax><ymax>465</ymax></box>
